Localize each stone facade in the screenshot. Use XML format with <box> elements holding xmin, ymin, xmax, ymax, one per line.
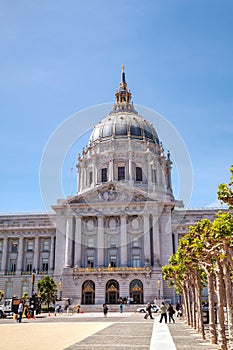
<box><xmin>0</xmin><ymin>68</ymin><xmax>224</xmax><ymax>305</ymax></box>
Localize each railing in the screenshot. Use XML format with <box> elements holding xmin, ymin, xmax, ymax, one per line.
<box><xmin>73</xmin><ymin>266</ymin><xmax>151</xmax><ymax>274</ymax></box>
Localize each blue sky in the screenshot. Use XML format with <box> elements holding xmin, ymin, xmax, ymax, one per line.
<box><xmin>0</xmin><ymin>0</ymin><xmax>232</xmax><ymax>213</ymax></box>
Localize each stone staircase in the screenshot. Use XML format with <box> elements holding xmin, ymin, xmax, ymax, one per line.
<box><xmin>73</xmin><ymin>304</ymin><xmax>144</xmax><ymax>313</ymax></box>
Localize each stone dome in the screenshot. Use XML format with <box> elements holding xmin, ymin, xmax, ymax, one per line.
<box><xmin>89</xmin><ymin>66</ymin><xmax>160</xmax><ymax>146</ymax></box>
<box><xmin>89</xmin><ymin>111</ymin><xmax>160</xmax><ymax>145</ymax></box>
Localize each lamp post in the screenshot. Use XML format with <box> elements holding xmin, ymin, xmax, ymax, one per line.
<box><xmin>58</xmin><ymin>277</ymin><xmax>63</xmax><ymax>300</ymax></box>
<box><xmin>31</xmin><ymin>272</ymin><xmax>35</xmax><ymax>296</ymax></box>
<box><xmin>157</xmin><ymin>280</ymin><xmax>161</xmax><ymax>300</ymax></box>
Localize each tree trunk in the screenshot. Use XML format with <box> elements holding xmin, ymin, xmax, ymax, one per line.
<box><xmin>196</xmin><ymin>274</ymin><xmax>205</xmax><ymax>340</ymax></box>
<box><xmin>215</xmin><ymin>260</ymin><xmax>228</xmax><ymax>350</ymax></box>
<box><xmin>206</xmin><ymin>268</ymin><xmax>217</xmax><ymax>344</ymax></box>
<box><xmin>223</xmin><ymin>260</ymin><xmax>233</xmax><ymax>349</ymax></box>
<box><xmin>182</xmin><ymin>284</ymin><xmax>190</xmax><ymax>325</ymax></box>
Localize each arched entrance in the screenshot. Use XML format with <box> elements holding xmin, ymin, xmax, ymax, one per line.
<box><xmin>106</xmin><ymin>279</ymin><xmax>119</xmax><ymax>304</ymax></box>
<box><xmin>82</xmin><ymin>280</ymin><xmax>95</xmax><ymax>304</ymax></box>
<box><xmin>130</xmin><ymin>279</ymin><xmax>143</xmax><ymax>304</ymax></box>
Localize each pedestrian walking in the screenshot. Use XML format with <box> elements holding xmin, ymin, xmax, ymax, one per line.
<box><xmin>17</xmin><ymin>300</ymin><xmax>24</xmax><ymax>323</ymax></box>
<box><xmin>176</xmin><ymin>302</ymin><xmax>181</xmax><ymax>317</ymax></box>
<box><xmin>159</xmin><ymin>302</ymin><xmax>167</xmax><ymax>323</ymax></box>
<box><xmin>144</xmin><ymin>302</ymin><xmax>154</xmax><ymax>319</ymax></box>
<box><xmin>167</xmin><ymin>303</ymin><xmax>175</xmax><ymax>323</ymax></box>
<box><xmin>103</xmin><ymin>303</ymin><xmax>108</xmax><ymax>317</ymax></box>
<box><xmin>120</xmin><ymin>302</ymin><xmax>123</xmax><ymax>313</ymax></box>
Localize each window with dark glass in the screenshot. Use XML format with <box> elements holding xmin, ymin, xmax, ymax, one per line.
<box><xmin>87</xmin><ymin>256</ymin><xmax>94</xmax><ymax>268</ymax></box>
<box><xmin>101</xmin><ymin>168</ymin><xmax>108</xmax><ymax>182</ymax></box>
<box><xmin>89</xmin><ymin>171</ymin><xmax>93</xmax><ymax>185</ymax></box>
<box><xmin>136</xmin><ymin>167</ymin><xmax>142</xmax><ymax>182</ymax></box>
<box><xmin>152</xmin><ymin>169</ymin><xmax>157</xmax><ymax>184</ymax></box>
<box><xmin>109</xmin><ymin>255</ymin><xmax>117</xmax><ymax>267</ymax></box>
<box><xmin>26</xmin><ymin>258</ymin><xmax>32</xmax><ymax>272</ymax></box>
<box><xmin>11</xmin><ymin>241</ymin><xmax>18</xmax><ymax>252</ymax></box>
<box><xmin>118</xmin><ymin>166</ymin><xmax>125</xmax><ymax>180</ymax></box>
<box><xmin>130</xmin><ymin>125</ymin><xmax>142</xmax><ymax>137</ymax></box>
<box><xmin>42</xmin><ymin>258</ymin><xmax>49</xmax><ymax>272</ymax></box>
<box><xmin>10</xmin><ymin>259</ymin><xmax>16</xmax><ymax>272</ymax></box>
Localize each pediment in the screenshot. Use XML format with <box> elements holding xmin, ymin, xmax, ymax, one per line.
<box><xmin>67</xmin><ymin>182</ymin><xmax>155</xmax><ymax>205</ymax></box>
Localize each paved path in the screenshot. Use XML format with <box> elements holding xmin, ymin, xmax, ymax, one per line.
<box><xmin>0</xmin><ymin>312</ymin><xmax>221</xmax><ymax>350</ymax></box>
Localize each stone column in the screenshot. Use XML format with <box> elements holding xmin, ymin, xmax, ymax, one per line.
<box><xmin>152</xmin><ymin>214</ymin><xmax>160</xmax><ymax>264</ymax></box>
<box><xmin>16</xmin><ymin>236</ymin><xmax>24</xmax><ymax>274</ymax></box>
<box><xmin>143</xmin><ymin>214</ymin><xmax>151</xmax><ymax>266</ymax></box>
<box><xmin>64</xmin><ymin>217</ymin><xmax>73</xmax><ymax>267</ymax></box>
<box><xmin>33</xmin><ymin>236</ymin><xmax>39</xmax><ymax>271</ymax></box>
<box><xmin>74</xmin><ymin>217</ymin><xmax>82</xmax><ymax>267</ymax></box>
<box><xmin>49</xmin><ymin>236</ymin><xmax>55</xmax><ymax>271</ymax></box>
<box><xmin>120</xmin><ymin>216</ymin><xmax>127</xmax><ymax>266</ymax></box>
<box><xmin>97</xmin><ymin>216</ymin><xmax>104</xmax><ymax>266</ymax></box>
<box><xmin>129</xmin><ymin>156</ymin><xmax>133</xmax><ymax>183</ymax></box>
<box><xmin>109</xmin><ymin>159</ymin><xmax>113</xmax><ymax>181</ymax></box>
<box><xmin>1</xmin><ymin>237</ymin><xmax>8</xmax><ymax>274</ymax></box>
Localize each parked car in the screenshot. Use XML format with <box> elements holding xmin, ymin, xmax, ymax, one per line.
<box><xmin>137</xmin><ymin>304</ymin><xmax>159</xmax><ymax>313</ymax></box>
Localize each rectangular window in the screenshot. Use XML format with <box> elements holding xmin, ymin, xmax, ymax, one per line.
<box><xmin>5</xmin><ymin>281</ymin><xmax>13</xmax><ymax>298</ymax></box>
<box><xmin>42</xmin><ymin>258</ymin><xmax>49</xmax><ymax>272</ymax></box>
<box><xmin>10</xmin><ymin>259</ymin><xmax>16</xmax><ymax>272</ymax></box>
<box><xmin>101</xmin><ymin>168</ymin><xmax>108</xmax><ymax>182</ymax></box>
<box><xmin>118</xmin><ymin>166</ymin><xmax>125</xmax><ymax>181</ymax></box>
<box><xmin>87</xmin><ymin>256</ymin><xmax>94</xmax><ymax>268</ymax></box>
<box><xmin>89</xmin><ymin>171</ymin><xmax>93</xmax><ymax>185</ymax></box>
<box><xmin>132</xmin><ymin>255</ymin><xmax>140</xmax><ymax>267</ymax></box>
<box><xmin>136</xmin><ymin>167</ymin><xmax>142</xmax><ymax>181</ymax></box>
<box><xmin>42</xmin><ymin>240</ymin><xmax>50</xmax><ymax>251</ymax></box>
<box><xmin>110</xmin><ymin>237</ymin><xmax>117</xmax><ymax>248</ymax></box>
<box><xmin>152</xmin><ymin>169</ymin><xmax>157</xmax><ymax>184</ymax></box>
<box><xmin>87</xmin><ymin>237</ymin><xmax>94</xmax><ymax>248</ymax></box>
<box><xmin>109</xmin><ymin>255</ymin><xmax>117</xmax><ymax>267</ymax></box>
<box><xmin>26</xmin><ymin>258</ymin><xmax>33</xmax><ymax>272</ymax></box>
<box><xmin>132</xmin><ymin>238</ymin><xmax>139</xmax><ymax>247</ymax></box>
<box><xmin>27</xmin><ymin>240</ymin><xmax>34</xmax><ymax>251</ymax></box>
<box><xmin>11</xmin><ymin>241</ymin><xmax>18</xmax><ymax>252</ymax></box>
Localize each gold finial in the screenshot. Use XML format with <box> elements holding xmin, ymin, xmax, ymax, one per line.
<box><xmin>122</xmin><ymin>64</ymin><xmax>124</xmax><ymax>73</ymax></box>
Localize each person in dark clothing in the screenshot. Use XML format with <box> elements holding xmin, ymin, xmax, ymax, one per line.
<box><xmin>167</xmin><ymin>303</ymin><xmax>175</xmax><ymax>323</ymax></box>
<box><xmin>144</xmin><ymin>302</ymin><xmax>154</xmax><ymax>319</ymax></box>
<box><xmin>103</xmin><ymin>303</ymin><xmax>108</xmax><ymax>317</ymax></box>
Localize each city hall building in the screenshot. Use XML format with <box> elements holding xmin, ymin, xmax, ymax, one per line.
<box><xmin>0</xmin><ymin>69</ymin><xmax>220</xmax><ymax>305</ymax></box>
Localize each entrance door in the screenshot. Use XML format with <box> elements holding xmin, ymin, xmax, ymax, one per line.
<box><xmin>82</xmin><ymin>280</ymin><xmax>95</xmax><ymax>304</ymax></box>
<box><xmin>106</xmin><ymin>279</ymin><xmax>119</xmax><ymax>304</ymax></box>
<box><xmin>130</xmin><ymin>279</ymin><xmax>143</xmax><ymax>304</ymax></box>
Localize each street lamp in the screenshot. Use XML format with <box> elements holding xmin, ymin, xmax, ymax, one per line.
<box><xmin>31</xmin><ymin>272</ymin><xmax>35</xmax><ymax>296</ymax></box>
<box><xmin>157</xmin><ymin>280</ymin><xmax>161</xmax><ymax>300</ymax></box>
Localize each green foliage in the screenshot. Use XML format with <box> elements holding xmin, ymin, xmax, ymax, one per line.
<box><xmin>37</xmin><ymin>276</ymin><xmax>57</xmax><ymax>310</ymax></box>
<box><xmin>21</xmin><ymin>292</ymin><xmax>28</xmax><ymax>301</ymax></box>
<box><xmin>217</xmin><ymin>165</ymin><xmax>233</xmax><ymax>208</ymax></box>
<box><xmin>0</xmin><ymin>290</ymin><xmax>4</xmax><ymax>301</ymax></box>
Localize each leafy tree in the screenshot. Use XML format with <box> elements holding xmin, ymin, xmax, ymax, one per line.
<box><xmin>0</xmin><ymin>290</ymin><xmax>4</xmax><ymax>301</ymax></box>
<box><xmin>21</xmin><ymin>292</ymin><xmax>28</xmax><ymax>302</ymax></box>
<box><xmin>37</xmin><ymin>276</ymin><xmax>57</xmax><ymax>311</ymax></box>
<box><xmin>217</xmin><ymin>165</ymin><xmax>233</xmax><ymax>208</ymax></box>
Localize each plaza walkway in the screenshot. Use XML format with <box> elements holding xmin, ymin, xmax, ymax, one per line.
<box><xmin>0</xmin><ymin>312</ymin><xmax>221</xmax><ymax>350</ymax></box>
